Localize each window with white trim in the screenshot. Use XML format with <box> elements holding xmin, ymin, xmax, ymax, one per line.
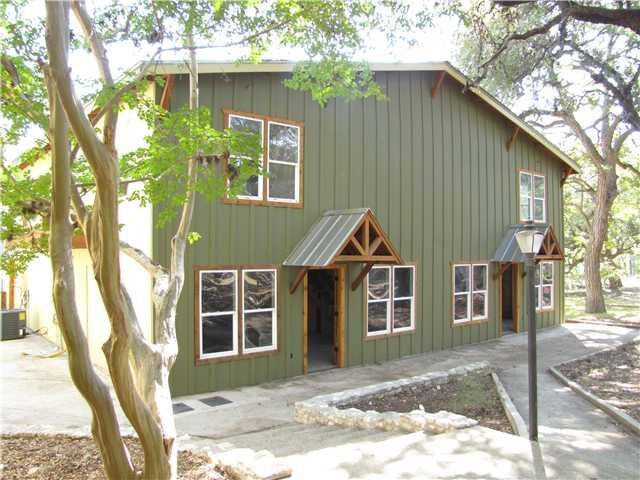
<box><xmin>242</xmin><ymin>269</ymin><xmax>277</xmax><ymax>353</ymax></box>
<box><xmin>226</xmin><ymin>110</ymin><xmax>302</xmax><ymax>205</ymax></box>
<box><xmin>199</xmin><ymin>270</ymin><xmax>238</xmax><ymax>358</ymax></box>
<box><xmin>536</xmin><ymin>261</ymin><xmax>554</xmax><ymax>311</ymax></box>
<box><xmin>198</xmin><ymin>267</ymin><xmax>277</xmax><ymax>360</ymax></box>
<box><xmin>519</xmin><ymin>171</ymin><xmax>545</xmax><ymax>223</ymax></box>
<box><xmin>453</xmin><ymin>263</ymin><xmax>488</xmax><ymax>324</ymax></box>
<box><xmin>366</xmin><ymin>265</ymin><xmax>415</xmax><ymax>336</ymax></box>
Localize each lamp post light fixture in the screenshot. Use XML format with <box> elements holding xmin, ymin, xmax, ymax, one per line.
<box><xmin>515</xmin><ymin>228</ymin><xmax>545</xmax><ymax>442</ymax></box>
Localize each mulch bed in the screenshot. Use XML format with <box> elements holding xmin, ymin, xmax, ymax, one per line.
<box><xmin>557</xmin><ymin>341</ymin><xmax>640</xmax><ymax>423</ymax></box>
<box><xmin>0</xmin><ymin>434</ymin><xmax>225</xmax><ymax>480</ymax></box>
<box><xmin>339</xmin><ymin>373</ymin><xmax>514</xmax><ymax>434</ymax></box>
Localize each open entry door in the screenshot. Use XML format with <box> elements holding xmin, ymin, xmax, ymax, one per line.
<box><xmin>302</xmin><ymin>266</ymin><xmax>345</xmax><ymax>374</ymax></box>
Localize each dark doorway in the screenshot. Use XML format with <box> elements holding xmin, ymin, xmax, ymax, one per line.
<box><xmin>501</xmin><ymin>264</ymin><xmax>517</xmax><ymax>335</ymax></box>
<box><xmin>307</xmin><ymin>269</ymin><xmax>337</xmax><ymax>372</ymax></box>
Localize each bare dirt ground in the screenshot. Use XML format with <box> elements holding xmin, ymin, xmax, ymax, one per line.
<box><xmin>0</xmin><ymin>434</ymin><xmax>225</xmax><ymax>480</ymax></box>
<box><xmin>339</xmin><ymin>373</ymin><xmax>514</xmax><ymax>434</ymax></box>
<box><xmin>557</xmin><ymin>341</ymin><xmax>640</xmax><ymax>423</ymax></box>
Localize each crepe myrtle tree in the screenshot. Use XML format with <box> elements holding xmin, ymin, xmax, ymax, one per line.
<box><xmin>2</xmin><ymin>0</ymin><xmax>410</xmax><ymax>478</ymax></box>
<box><xmin>431</xmin><ymin>1</ymin><xmax>639</xmax><ymax>313</ymax></box>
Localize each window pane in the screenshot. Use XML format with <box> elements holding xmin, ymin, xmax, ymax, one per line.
<box><xmin>268</xmin><ymin>162</ymin><xmax>296</xmax><ymax>200</ymax></box>
<box><xmin>542</xmin><ymin>286</ymin><xmax>552</xmax><ymax>308</ymax></box>
<box><xmin>454</xmin><ymin>265</ymin><xmax>470</xmax><ymax>293</ymax></box>
<box><xmin>244</xmin><ymin>311</ymin><xmax>273</xmax><ymax>349</ymax></box>
<box><xmin>244</xmin><ymin>270</ymin><xmax>275</xmax><ymax>310</ymax></box>
<box><xmin>269</xmin><ymin>123</ymin><xmax>298</xmax><ymax>164</ymax></box>
<box><xmin>201</xmin><ymin>271</ymin><xmax>235</xmax><ymax>313</ymax></box>
<box><xmin>535</xmin><ymin>265</ymin><xmax>541</xmax><ymax>285</ymax></box>
<box><xmin>534</xmin><ymin>176</ymin><xmax>545</xmax><ymax>198</ymax></box>
<box><xmin>367</xmin><ymin>302</ymin><xmax>388</xmax><ymax>333</ymax></box>
<box><xmin>393</xmin><ymin>299</ymin><xmax>412</xmax><ymax>329</ymax></box>
<box><xmin>534</xmin><ymin>198</ymin><xmax>545</xmax><ymax>222</ymax></box>
<box><xmin>520</xmin><ymin>200</ymin><xmax>531</xmax><ymax>221</ymax></box>
<box><xmin>228</xmin><ymin>157</ymin><xmax>260</xmax><ymax>198</ymax></box>
<box><xmin>542</xmin><ymin>263</ymin><xmax>553</xmax><ymax>284</ymax></box>
<box><xmin>473</xmin><ymin>265</ymin><xmax>487</xmax><ymax>291</ymax></box>
<box><xmin>394</xmin><ymin>266</ymin><xmax>413</xmax><ymax>298</ymax></box>
<box><xmin>202</xmin><ymin>314</ymin><xmax>234</xmax><ymax>355</ymax></box>
<box><xmin>368</xmin><ymin>267</ymin><xmax>390</xmax><ymax>300</ymax></box>
<box><xmin>229</xmin><ymin>115</ymin><xmax>262</xmax><ymax>135</ymax></box>
<box><xmin>454</xmin><ymin>294</ymin><xmax>468</xmax><ymax>321</ymax></box>
<box><xmin>472</xmin><ymin>292</ymin><xmax>486</xmax><ymax>318</ymax></box>
<box><xmin>520</xmin><ymin>173</ymin><xmax>532</xmax><ymax>197</ymax></box>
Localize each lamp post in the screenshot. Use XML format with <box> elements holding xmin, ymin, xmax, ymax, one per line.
<box><xmin>515</xmin><ymin>228</ymin><xmax>545</xmax><ymax>442</ymax></box>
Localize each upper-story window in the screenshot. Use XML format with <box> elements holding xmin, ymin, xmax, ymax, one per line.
<box><xmin>519</xmin><ymin>170</ymin><xmax>545</xmax><ymax>223</ymax></box>
<box><xmin>225</xmin><ymin>110</ymin><xmax>303</xmax><ymax>207</ymax></box>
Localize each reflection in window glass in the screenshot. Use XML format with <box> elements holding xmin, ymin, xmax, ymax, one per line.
<box><xmin>537</xmin><ymin>261</ymin><xmax>553</xmax><ymax>310</ymax></box>
<box><xmin>453</xmin><ymin>263</ymin><xmax>488</xmax><ymax>323</ymax></box>
<box><xmin>393</xmin><ymin>299</ymin><xmax>412</xmax><ymax>329</ymax></box>
<box><xmin>368</xmin><ymin>267</ymin><xmax>390</xmax><ymax>300</ymax></box>
<box><xmin>394</xmin><ymin>267</ymin><xmax>413</xmax><ymax>298</ymax></box>
<box><xmin>269</xmin><ymin>123</ymin><xmax>299</xmax><ymax>164</ymax></box>
<box><xmin>454</xmin><ymin>265</ymin><xmax>470</xmax><ymax>293</ymax></box>
<box><xmin>473</xmin><ymin>265</ymin><xmax>487</xmax><ymax>291</ymax></box>
<box><xmin>268</xmin><ymin>162</ymin><xmax>296</xmax><ymax>200</ymax></box>
<box><xmin>200</xmin><ymin>270</ymin><xmax>237</xmax><ymax>358</ymax></box>
<box><xmin>243</xmin><ymin>269</ymin><xmax>276</xmax><ymax>352</ymax></box>
<box><xmin>367</xmin><ymin>302</ymin><xmax>388</xmax><ymax>333</ymax></box>
<box><xmin>228</xmin><ymin>115</ymin><xmax>264</xmax><ymax>199</ymax></box>
<box><xmin>454</xmin><ymin>294</ymin><xmax>468</xmax><ymax>321</ymax></box>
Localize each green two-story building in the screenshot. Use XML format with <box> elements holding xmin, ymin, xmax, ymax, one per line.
<box><xmin>153</xmin><ymin>62</ymin><xmax>575</xmax><ymax>397</ymax></box>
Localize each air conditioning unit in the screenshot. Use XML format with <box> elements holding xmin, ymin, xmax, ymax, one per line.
<box><xmin>1</xmin><ymin>309</ymin><xmax>27</xmax><ymax>341</ymax></box>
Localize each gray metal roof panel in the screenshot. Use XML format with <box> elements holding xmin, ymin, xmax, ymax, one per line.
<box><xmin>492</xmin><ymin>224</ymin><xmax>548</xmax><ymax>263</ymax></box>
<box><xmin>283</xmin><ymin>209</ymin><xmax>369</xmax><ymax>267</ymax></box>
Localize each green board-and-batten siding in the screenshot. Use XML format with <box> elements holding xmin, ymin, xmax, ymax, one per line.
<box><xmin>153</xmin><ymin>71</ymin><xmax>565</xmax><ymax>396</ymax></box>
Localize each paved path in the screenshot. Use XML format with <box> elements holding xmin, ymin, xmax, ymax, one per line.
<box><xmin>2</xmin><ymin>323</ymin><xmax>639</xmax><ymax>479</ymax></box>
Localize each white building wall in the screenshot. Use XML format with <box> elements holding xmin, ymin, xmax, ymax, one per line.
<box><xmin>21</xmin><ymin>85</ymin><xmax>154</xmax><ymax>370</ymax></box>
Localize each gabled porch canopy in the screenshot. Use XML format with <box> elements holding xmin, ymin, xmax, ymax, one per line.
<box><xmin>283</xmin><ymin>208</ymin><xmax>402</xmax><ymax>293</ymax></box>
<box><xmin>492</xmin><ymin>224</ymin><xmax>564</xmax><ymax>264</ymax></box>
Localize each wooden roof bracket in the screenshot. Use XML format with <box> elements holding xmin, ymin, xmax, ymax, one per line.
<box><xmin>506</xmin><ymin>126</ymin><xmax>520</xmax><ymax>151</ymax></box>
<box><xmin>431</xmin><ymin>71</ymin><xmax>446</xmax><ymax>98</ymax></box>
<box><xmin>492</xmin><ymin>262</ymin><xmax>512</xmax><ymax>279</ymax></box>
<box><xmin>351</xmin><ymin>263</ymin><xmax>374</xmax><ymax>291</ymax></box>
<box><xmin>160</xmin><ymin>74</ymin><xmax>176</xmax><ymax>110</ymax></box>
<box><xmin>289</xmin><ymin>267</ymin><xmax>308</xmax><ymax>294</ymax></box>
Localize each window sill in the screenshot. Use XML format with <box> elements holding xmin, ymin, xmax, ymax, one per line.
<box><xmin>195</xmin><ymin>347</ymin><xmax>279</xmax><ymax>366</ymax></box>
<box><xmin>364</xmin><ymin>328</ymin><xmax>416</xmax><ymax>341</ymax></box>
<box><xmin>452</xmin><ymin>318</ymin><xmax>489</xmax><ymax>328</ymax></box>
<box><xmin>222</xmin><ymin>197</ymin><xmax>303</xmax><ymax>209</ymax></box>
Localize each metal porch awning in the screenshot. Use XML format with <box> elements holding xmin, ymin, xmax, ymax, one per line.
<box><xmin>492</xmin><ymin>224</ymin><xmax>564</xmax><ymax>263</ymax></box>
<box><xmin>283</xmin><ymin>208</ymin><xmax>402</xmax><ymax>292</ymax></box>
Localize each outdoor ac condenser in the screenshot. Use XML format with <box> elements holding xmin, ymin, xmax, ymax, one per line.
<box><xmin>1</xmin><ymin>309</ymin><xmax>27</xmax><ymax>341</ymax></box>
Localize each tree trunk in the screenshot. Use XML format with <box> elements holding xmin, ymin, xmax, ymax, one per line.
<box><xmin>584</xmin><ymin>167</ymin><xmax>618</xmax><ymax>313</ymax></box>
<box><xmin>45</xmin><ymin>6</ymin><xmax>135</xmax><ymax>477</ymax></box>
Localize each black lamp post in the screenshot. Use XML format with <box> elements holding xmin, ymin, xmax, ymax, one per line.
<box><xmin>515</xmin><ymin>228</ymin><xmax>545</xmax><ymax>442</ymax></box>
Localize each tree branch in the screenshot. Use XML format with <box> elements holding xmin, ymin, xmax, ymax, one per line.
<box><xmin>558</xmin><ymin>1</ymin><xmax>640</xmax><ymax>35</ymax></box>
<box><xmin>120</xmin><ymin>240</ymin><xmax>167</xmax><ymax>278</ymax></box>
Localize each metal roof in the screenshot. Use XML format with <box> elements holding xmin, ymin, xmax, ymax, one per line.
<box><xmin>492</xmin><ymin>224</ymin><xmax>549</xmax><ymax>263</ymax></box>
<box><xmin>283</xmin><ymin>208</ymin><xmax>369</xmax><ymax>267</ymax></box>
<box><xmin>146</xmin><ymin>60</ymin><xmax>579</xmax><ymax>174</ymax></box>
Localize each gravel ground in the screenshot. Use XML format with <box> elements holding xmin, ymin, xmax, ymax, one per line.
<box><xmin>339</xmin><ymin>373</ymin><xmax>514</xmax><ymax>434</ymax></box>
<box><xmin>557</xmin><ymin>341</ymin><xmax>640</xmax><ymax>422</ymax></box>
<box><xmin>0</xmin><ymin>434</ymin><xmax>225</xmax><ymax>480</ymax></box>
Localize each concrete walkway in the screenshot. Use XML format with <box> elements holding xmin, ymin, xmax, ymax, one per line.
<box><xmin>2</xmin><ymin>323</ymin><xmax>639</xmax><ymax>479</ymax></box>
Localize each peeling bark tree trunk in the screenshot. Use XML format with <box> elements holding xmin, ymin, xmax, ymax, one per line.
<box><xmin>45</xmin><ymin>1</ymin><xmax>202</xmax><ymax>478</ymax></box>
<box><xmin>584</xmin><ymin>167</ymin><xmax>618</xmax><ymax>313</ymax></box>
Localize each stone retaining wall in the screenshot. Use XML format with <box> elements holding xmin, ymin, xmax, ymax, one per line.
<box><xmin>295</xmin><ymin>362</ymin><xmax>490</xmax><ymax>434</ymax></box>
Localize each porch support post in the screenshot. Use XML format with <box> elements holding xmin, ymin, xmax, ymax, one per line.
<box><xmin>289</xmin><ymin>267</ymin><xmax>308</xmax><ymax>294</ymax></box>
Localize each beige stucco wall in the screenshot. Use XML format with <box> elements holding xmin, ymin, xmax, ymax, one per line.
<box><xmin>21</xmin><ymin>87</ymin><xmax>154</xmax><ymax>371</ymax></box>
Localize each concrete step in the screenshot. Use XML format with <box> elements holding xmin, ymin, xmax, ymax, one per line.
<box><xmin>212</xmin><ymin>422</ymin><xmax>410</xmax><ymax>457</ymax></box>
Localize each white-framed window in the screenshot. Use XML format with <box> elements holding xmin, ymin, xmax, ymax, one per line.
<box><xmin>198</xmin><ymin>267</ymin><xmax>278</xmax><ymax>361</ymax></box>
<box><xmin>519</xmin><ymin>171</ymin><xmax>545</xmax><ymax>223</ymax></box>
<box><xmin>366</xmin><ymin>265</ymin><xmax>416</xmax><ymax>336</ymax></box>
<box><xmin>267</xmin><ymin>121</ymin><xmax>300</xmax><ymax>202</ymax></box>
<box><xmin>199</xmin><ymin>270</ymin><xmax>238</xmax><ymax>359</ymax></box>
<box><xmin>242</xmin><ymin>269</ymin><xmax>277</xmax><ymax>353</ymax></box>
<box><xmin>225</xmin><ymin>110</ymin><xmax>302</xmax><ymax>205</ymax></box>
<box><xmin>536</xmin><ymin>261</ymin><xmax>554</xmax><ymax>311</ymax></box>
<box><xmin>453</xmin><ymin>263</ymin><xmax>488</xmax><ymax>324</ymax></box>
